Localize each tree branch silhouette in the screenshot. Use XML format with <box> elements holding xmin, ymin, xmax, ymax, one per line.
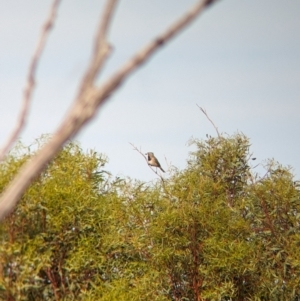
<box><xmin>0</xmin><ymin>0</ymin><xmax>62</xmax><ymax>162</ymax></box>
<box><xmin>0</xmin><ymin>0</ymin><xmax>220</xmax><ymax>220</ymax></box>
<box><xmin>197</xmin><ymin>104</ymin><xmax>220</xmax><ymax>137</ymax></box>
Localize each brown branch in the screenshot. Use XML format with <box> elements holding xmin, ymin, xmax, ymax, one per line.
<box><xmin>46</xmin><ymin>267</ymin><xmax>60</xmax><ymax>301</ymax></box>
<box><xmin>91</xmin><ymin>0</ymin><xmax>219</xmax><ymax>111</ymax></box>
<box><xmin>79</xmin><ymin>0</ymin><xmax>117</xmax><ymax>90</ymax></box>
<box><xmin>0</xmin><ymin>0</ymin><xmax>62</xmax><ymax>162</ymax></box>
<box><xmin>129</xmin><ymin>143</ymin><xmax>164</xmax><ymax>178</ymax></box>
<box><xmin>196</xmin><ymin>104</ymin><xmax>220</xmax><ymax>137</ymax></box>
<box><xmin>0</xmin><ymin>0</ymin><xmax>220</xmax><ymax>221</ymax></box>
<box><xmin>0</xmin><ymin>0</ymin><xmax>118</xmax><ymax>221</ymax></box>
<box><xmin>129</xmin><ymin>143</ymin><xmax>148</xmax><ymax>164</ymax></box>
<box><xmin>259</xmin><ymin>196</ymin><xmax>277</xmax><ymax>239</ymax></box>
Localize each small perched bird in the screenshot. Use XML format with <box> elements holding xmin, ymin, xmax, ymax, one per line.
<box><xmin>145</xmin><ymin>152</ymin><xmax>165</xmax><ymax>172</ymax></box>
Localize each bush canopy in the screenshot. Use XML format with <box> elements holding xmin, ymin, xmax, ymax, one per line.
<box><xmin>0</xmin><ymin>134</ymin><xmax>300</xmax><ymax>301</ymax></box>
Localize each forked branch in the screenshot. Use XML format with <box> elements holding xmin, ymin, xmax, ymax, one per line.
<box><xmin>0</xmin><ymin>0</ymin><xmax>220</xmax><ymax>221</ymax></box>
<box><xmin>0</xmin><ymin>0</ymin><xmax>62</xmax><ymax>162</ymax></box>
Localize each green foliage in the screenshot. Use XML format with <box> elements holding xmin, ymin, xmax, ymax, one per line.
<box><xmin>0</xmin><ymin>134</ymin><xmax>300</xmax><ymax>300</ymax></box>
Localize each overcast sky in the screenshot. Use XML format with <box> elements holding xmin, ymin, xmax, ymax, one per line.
<box><xmin>1</xmin><ymin>0</ymin><xmax>299</xmax><ymax>182</ymax></box>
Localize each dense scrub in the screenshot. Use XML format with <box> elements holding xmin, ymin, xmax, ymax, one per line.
<box><xmin>0</xmin><ymin>134</ymin><xmax>300</xmax><ymax>300</ymax></box>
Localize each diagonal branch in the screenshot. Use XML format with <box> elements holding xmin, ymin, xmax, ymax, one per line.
<box><xmin>129</xmin><ymin>143</ymin><xmax>148</xmax><ymax>165</ymax></box>
<box><xmin>0</xmin><ymin>0</ymin><xmax>62</xmax><ymax>162</ymax></box>
<box><xmin>0</xmin><ymin>0</ymin><xmax>220</xmax><ymax>221</ymax></box>
<box><xmin>92</xmin><ymin>0</ymin><xmax>219</xmax><ymax>110</ymax></box>
<box><xmin>67</xmin><ymin>0</ymin><xmax>220</xmax><ymax>130</ymax></box>
<box><xmin>197</xmin><ymin>104</ymin><xmax>220</xmax><ymax>137</ymax></box>
<box><xmin>129</xmin><ymin>143</ymin><xmax>164</xmax><ymax>178</ymax></box>
<box><xmin>79</xmin><ymin>0</ymin><xmax>117</xmax><ymax>90</ymax></box>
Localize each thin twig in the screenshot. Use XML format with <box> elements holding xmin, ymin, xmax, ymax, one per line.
<box><xmin>129</xmin><ymin>143</ymin><xmax>148</xmax><ymax>164</ymax></box>
<box><xmin>79</xmin><ymin>0</ymin><xmax>117</xmax><ymax>90</ymax></box>
<box><xmin>129</xmin><ymin>143</ymin><xmax>164</xmax><ymax>178</ymax></box>
<box><xmin>0</xmin><ymin>0</ymin><xmax>62</xmax><ymax>162</ymax></box>
<box><xmin>196</xmin><ymin>104</ymin><xmax>220</xmax><ymax>137</ymax></box>
<box><xmin>0</xmin><ymin>0</ymin><xmax>220</xmax><ymax>221</ymax></box>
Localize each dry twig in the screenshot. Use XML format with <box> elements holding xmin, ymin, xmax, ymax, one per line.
<box><xmin>0</xmin><ymin>0</ymin><xmax>219</xmax><ymax>220</ymax></box>
<box><xmin>130</xmin><ymin>143</ymin><xmax>164</xmax><ymax>179</ymax></box>
<box><xmin>0</xmin><ymin>0</ymin><xmax>62</xmax><ymax>162</ymax></box>
<box><xmin>197</xmin><ymin>104</ymin><xmax>220</xmax><ymax>137</ymax></box>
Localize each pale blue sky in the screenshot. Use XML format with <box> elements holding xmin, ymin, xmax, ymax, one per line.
<box><xmin>1</xmin><ymin>0</ymin><xmax>299</xmax><ymax>181</ymax></box>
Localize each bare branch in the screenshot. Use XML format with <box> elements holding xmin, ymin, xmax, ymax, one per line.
<box><xmin>130</xmin><ymin>143</ymin><xmax>164</xmax><ymax>178</ymax></box>
<box><xmin>91</xmin><ymin>0</ymin><xmax>219</xmax><ymax>110</ymax></box>
<box><xmin>67</xmin><ymin>0</ymin><xmax>220</xmax><ymax>132</ymax></box>
<box><xmin>129</xmin><ymin>143</ymin><xmax>148</xmax><ymax>164</ymax></box>
<box><xmin>0</xmin><ymin>0</ymin><xmax>62</xmax><ymax>162</ymax></box>
<box><xmin>0</xmin><ymin>0</ymin><xmax>219</xmax><ymax>220</ymax></box>
<box><xmin>197</xmin><ymin>104</ymin><xmax>220</xmax><ymax>137</ymax></box>
<box><xmin>79</xmin><ymin>0</ymin><xmax>117</xmax><ymax>90</ymax></box>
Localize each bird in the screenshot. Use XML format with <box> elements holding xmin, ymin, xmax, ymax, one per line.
<box><xmin>145</xmin><ymin>152</ymin><xmax>165</xmax><ymax>172</ymax></box>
